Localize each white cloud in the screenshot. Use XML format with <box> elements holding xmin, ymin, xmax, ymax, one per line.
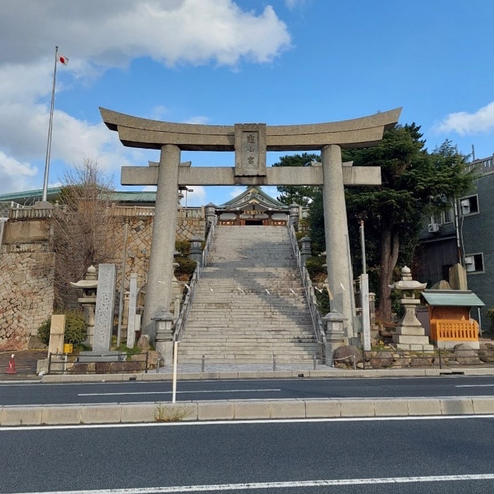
<box><xmin>182</xmin><ymin>185</ymin><xmax>206</xmax><ymax>206</ymax></box>
<box><xmin>0</xmin><ymin>151</ymin><xmax>37</xmax><ymax>193</ymax></box>
<box><xmin>0</xmin><ymin>0</ymin><xmax>290</xmax><ymax>67</ymax></box>
<box><xmin>435</xmin><ymin>102</ymin><xmax>494</xmax><ymax>136</ymax></box>
<box><xmin>0</xmin><ymin>0</ymin><xmax>291</xmax><ymax>194</ymax></box>
<box><xmin>284</xmin><ymin>0</ymin><xmax>308</xmax><ymax>9</ymax></box>
<box><xmin>229</xmin><ymin>186</ymin><xmax>245</xmax><ymax>198</ymax></box>
<box><xmin>184</xmin><ymin>116</ymin><xmax>210</xmax><ymax>125</ymax></box>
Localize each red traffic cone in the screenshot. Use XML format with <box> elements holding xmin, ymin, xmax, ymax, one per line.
<box><xmin>6</xmin><ymin>354</ymin><xmax>16</xmax><ymax>374</ymax></box>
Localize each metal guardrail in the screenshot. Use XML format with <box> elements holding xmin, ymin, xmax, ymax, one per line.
<box><xmin>173</xmin><ymin>219</ymin><xmax>216</xmax><ymax>343</ymax></box>
<box><xmin>287</xmin><ymin>224</ymin><xmax>327</xmax><ymax>363</ymax></box>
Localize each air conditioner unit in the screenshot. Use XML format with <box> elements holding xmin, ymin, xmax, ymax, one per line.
<box><xmin>427</xmin><ymin>223</ymin><xmax>440</xmax><ymax>233</ymax></box>
<box><xmin>464</xmin><ymin>256</ymin><xmax>474</xmax><ymax>265</ymax></box>
<box><xmin>460</xmin><ymin>199</ymin><xmax>471</xmax><ymax>215</ymax></box>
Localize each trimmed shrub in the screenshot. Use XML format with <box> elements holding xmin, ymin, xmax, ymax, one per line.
<box><xmin>175</xmin><ymin>240</ymin><xmax>190</xmax><ymax>256</ymax></box>
<box><xmin>37</xmin><ymin>311</ymin><xmax>87</xmax><ymax>345</ymax></box>
<box><xmin>175</xmin><ymin>256</ymin><xmax>197</xmax><ymax>276</ymax></box>
<box><xmin>305</xmin><ymin>256</ymin><xmax>325</xmax><ymax>278</ymax></box>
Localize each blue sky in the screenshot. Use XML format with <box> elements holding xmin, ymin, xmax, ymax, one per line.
<box><xmin>0</xmin><ymin>0</ymin><xmax>492</xmax><ymax>206</ymax></box>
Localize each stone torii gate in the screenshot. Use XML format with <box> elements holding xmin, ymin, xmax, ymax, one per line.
<box><xmin>100</xmin><ymin>107</ymin><xmax>401</xmax><ymax>345</ymax></box>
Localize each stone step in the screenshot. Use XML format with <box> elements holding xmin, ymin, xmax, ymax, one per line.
<box><xmin>181</xmin><ymin>224</ymin><xmax>315</xmax><ymax>364</ymax></box>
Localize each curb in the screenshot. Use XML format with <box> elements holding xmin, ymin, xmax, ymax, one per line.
<box><xmin>1</xmin><ymin>397</ymin><xmax>493</xmax><ymax>426</ymax></box>
<box><xmin>40</xmin><ymin>367</ymin><xmax>494</xmax><ymax>383</ymax></box>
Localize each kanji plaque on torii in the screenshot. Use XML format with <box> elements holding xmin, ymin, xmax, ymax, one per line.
<box><xmin>100</xmin><ymin>107</ymin><xmax>401</xmax><ymax>347</ymax></box>
<box><xmin>234</xmin><ymin>123</ymin><xmax>266</xmax><ymax>177</ymax></box>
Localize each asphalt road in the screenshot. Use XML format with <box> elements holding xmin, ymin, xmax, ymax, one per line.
<box><xmin>1</xmin><ymin>416</ymin><xmax>493</xmax><ymax>493</ymax></box>
<box><xmin>0</xmin><ymin>375</ymin><xmax>492</xmax><ymax>405</ymax></box>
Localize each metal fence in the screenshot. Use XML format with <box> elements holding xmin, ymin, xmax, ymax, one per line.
<box><xmin>47</xmin><ymin>352</ymin><xmax>150</xmax><ymax>374</ymax></box>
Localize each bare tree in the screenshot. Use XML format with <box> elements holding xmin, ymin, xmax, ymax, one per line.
<box><xmin>52</xmin><ymin>160</ymin><xmax>119</xmax><ymax>309</ymax></box>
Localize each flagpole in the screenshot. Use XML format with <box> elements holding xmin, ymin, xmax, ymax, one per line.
<box><xmin>42</xmin><ymin>46</ymin><xmax>59</xmax><ymax>203</ymax></box>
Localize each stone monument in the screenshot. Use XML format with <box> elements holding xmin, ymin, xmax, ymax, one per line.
<box><xmin>389</xmin><ymin>266</ymin><xmax>433</xmax><ymax>351</ymax></box>
<box><xmin>92</xmin><ymin>264</ymin><xmax>116</xmax><ymax>352</ymax></box>
<box><xmin>47</xmin><ymin>314</ymin><xmax>65</xmax><ymax>355</ymax></box>
<box><xmin>126</xmin><ymin>273</ymin><xmax>138</xmax><ymax>348</ymax></box>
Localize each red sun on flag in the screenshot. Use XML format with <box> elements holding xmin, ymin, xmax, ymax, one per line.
<box><xmin>58</xmin><ymin>55</ymin><xmax>69</xmax><ymax>65</ymax></box>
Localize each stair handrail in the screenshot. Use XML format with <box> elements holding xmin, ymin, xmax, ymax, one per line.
<box><xmin>287</xmin><ymin>224</ymin><xmax>327</xmax><ymax>362</ymax></box>
<box><xmin>173</xmin><ymin>219</ymin><xmax>217</xmax><ymax>342</ymax></box>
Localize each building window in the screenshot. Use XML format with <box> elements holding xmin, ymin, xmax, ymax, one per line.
<box><xmin>464</xmin><ymin>253</ymin><xmax>484</xmax><ymax>273</ymax></box>
<box><xmin>459</xmin><ymin>195</ymin><xmax>479</xmax><ymax>216</ymax></box>
<box><xmin>443</xmin><ymin>207</ymin><xmax>454</xmax><ymax>224</ymax></box>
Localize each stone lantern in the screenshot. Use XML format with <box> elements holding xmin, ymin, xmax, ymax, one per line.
<box><xmin>389</xmin><ymin>266</ymin><xmax>433</xmax><ymax>351</ymax></box>
<box><xmin>189</xmin><ymin>236</ymin><xmax>203</xmax><ymax>266</ymax></box>
<box><xmin>300</xmin><ymin>236</ymin><xmax>312</xmax><ymax>265</ymax></box>
<box><xmin>152</xmin><ymin>309</ymin><xmax>174</xmax><ymax>365</ymax></box>
<box><xmin>70</xmin><ymin>265</ymin><xmax>98</xmax><ymax>346</ymax></box>
<box><xmin>289</xmin><ymin>203</ymin><xmax>299</xmax><ymax>229</ymax></box>
<box><xmin>322</xmin><ymin>310</ymin><xmax>348</xmax><ymax>366</ymax></box>
<box><xmin>205</xmin><ymin>203</ymin><xmax>217</xmax><ymax>226</ymax></box>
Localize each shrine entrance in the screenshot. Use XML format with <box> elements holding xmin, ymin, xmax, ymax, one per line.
<box><xmin>215</xmin><ymin>186</ymin><xmax>290</xmax><ymax>227</ymax></box>
<box><xmin>100</xmin><ymin>106</ymin><xmax>401</xmax><ymax>344</ymax></box>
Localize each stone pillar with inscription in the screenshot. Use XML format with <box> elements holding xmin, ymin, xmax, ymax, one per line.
<box><xmin>143</xmin><ymin>144</ymin><xmax>181</xmax><ymax>342</ymax></box>
<box><xmin>93</xmin><ymin>264</ymin><xmax>116</xmax><ymax>352</ymax></box>
<box><xmin>322</xmin><ymin>144</ymin><xmax>355</xmax><ymax>339</ymax></box>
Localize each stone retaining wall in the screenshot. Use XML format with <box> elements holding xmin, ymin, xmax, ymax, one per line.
<box><xmin>0</xmin><ymin>243</ymin><xmax>55</xmax><ymax>350</ymax></box>
<box><xmin>0</xmin><ymin>209</ymin><xmax>206</xmax><ymax>350</ymax></box>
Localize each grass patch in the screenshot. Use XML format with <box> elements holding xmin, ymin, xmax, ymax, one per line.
<box><xmin>155</xmin><ymin>404</ymin><xmax>190</xmax><ymax>422</ymax></box>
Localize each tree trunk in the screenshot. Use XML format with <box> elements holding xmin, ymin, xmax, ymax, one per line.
<box><xmin>377</xmin><ymin>228</ymin><xmax>400</xmax><ymax>322</ymax></box>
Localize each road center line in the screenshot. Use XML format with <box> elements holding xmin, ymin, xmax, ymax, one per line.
<box><xmin>455</xmin><ymin>384</ymin><xmax>494</xmax><ymax>388</ymax></box>
<box><xmin>5</xmin><ymin>474</ymin><xmax>494</xmax><ymax>493</ymax></box>
<box><xmin>77</xmin><ymin>388</ymin><xmax>281</xmax><ymax>397</ymax></box>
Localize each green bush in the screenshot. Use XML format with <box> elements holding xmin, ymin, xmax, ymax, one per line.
<box><xmin>305</xmin><ymin>256</ymin><xmax>326</xmax><ymax>278</ymax></box>
<box><xmin>64</xmin><ymin>311</ymin><xmax>87</xmax><ymax>344</ymax></box>
<box><xmin>175</xmin><ymin>240</ymin><xmax>190</xmax><ymax>256</ymax></box>
<box><xmin>175</xmin><ymin>256</ymin><xmax>197</xmax><ymax>276</ymax></box>
<box><xmin>37</xmin><ymin>311</ymin><xmax>87</xmax><ymax>345</ymax></box>
<box><xmin>37</xmin><ymin>319</ymin><xmax>51</xmax><ymax>345</ymax></box>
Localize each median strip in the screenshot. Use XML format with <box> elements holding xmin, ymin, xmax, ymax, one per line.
<box><xmin>0</xmin><ymin>397</ymin><xmax>492</xmax><ymax>426</ymax></box>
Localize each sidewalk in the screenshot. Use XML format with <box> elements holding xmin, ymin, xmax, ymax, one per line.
<box><xmin>0</xmin><ymin>351</ymin><xmax>45</xmax><ymax>380</ymax></box>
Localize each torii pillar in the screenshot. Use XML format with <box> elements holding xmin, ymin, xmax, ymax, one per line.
<box><xmin>100</xmin><ymin>107</ymin><xmax>401</xmax><ymax>343</ymax></box>
<box><xmin>144</xmin><ymin>144</ymin><xmax>180</xmax><ymax>340</ymax></box>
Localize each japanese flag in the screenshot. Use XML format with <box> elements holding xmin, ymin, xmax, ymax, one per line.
<box><xmin>58</xmin><ymin>55</ymin><xmax>69</xmax><ymax>65</ymax></box>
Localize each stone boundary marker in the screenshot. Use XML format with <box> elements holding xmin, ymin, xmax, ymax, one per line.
<box><xmin>40</xmin><ymin>366</ymin><xmax>494</xmax><ymax>383</ymax></box>
<box><xmin>1</xmin><ymin>397</ymin><xmax>493</xmax><ymax>426</ymax></box>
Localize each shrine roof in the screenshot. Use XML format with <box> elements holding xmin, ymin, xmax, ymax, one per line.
<box><xmin>220</xmin><ymin>186</ymin><xmax>286</xmax><ymax>209</ymax></box>
<box><xmin>422</xmin><ymin>290</ymin><xmax>485</xmax><ymax>307</ymax></box>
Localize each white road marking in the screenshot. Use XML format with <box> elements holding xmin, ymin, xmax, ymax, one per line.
<box><xmin>1</xmin><ymin>414</ymin><xmax>492</xmax><ymax>432</ymax></box>
<box><xmin>77</xmin><ymin>388</ymin><xmax>281</xmax><ymax>397</ymax></box>
<box><xmin>4</xmin><ymin>474</ymin><xmax>494</xmax><ymax>493</ymax></box>
<box><xmin>456</xmin><ymin>384</ymin><xmax>494</xmax><ymax>388</ymax></box>
<box><xmin>1</xmin><ymin>376</ymin><xmax>492</xmax><ymax>387</ymax></box>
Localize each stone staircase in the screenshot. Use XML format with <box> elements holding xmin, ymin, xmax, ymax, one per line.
<box><xmin>178</xmin><ymin>225</ymin><xmax>320</xmax><ymax>364</ymax></box>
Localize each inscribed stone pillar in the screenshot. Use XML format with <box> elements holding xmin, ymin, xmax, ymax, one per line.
<box><xmin>143</xmin><ymin>144</ymin><xmax>180</xmax><ymax>341</ymax></box>
<box><xmin>321</xmin><ymin>144</ymin><xmax>354</xmax><ymax>338</ymax></box>
<box><xmin>93</xmin><ymin>264</ymin><xmax>116</xmax><ymax>352</ymax></box>
<box><xmin>48</xmin><ymin>315</ymin><xmax>65</xmax><ymax>355</ymax></box>
<box><xmin>126</xmin><ymin>273</ymin><xmax>138</xmax><ymax>348</ymax></box>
